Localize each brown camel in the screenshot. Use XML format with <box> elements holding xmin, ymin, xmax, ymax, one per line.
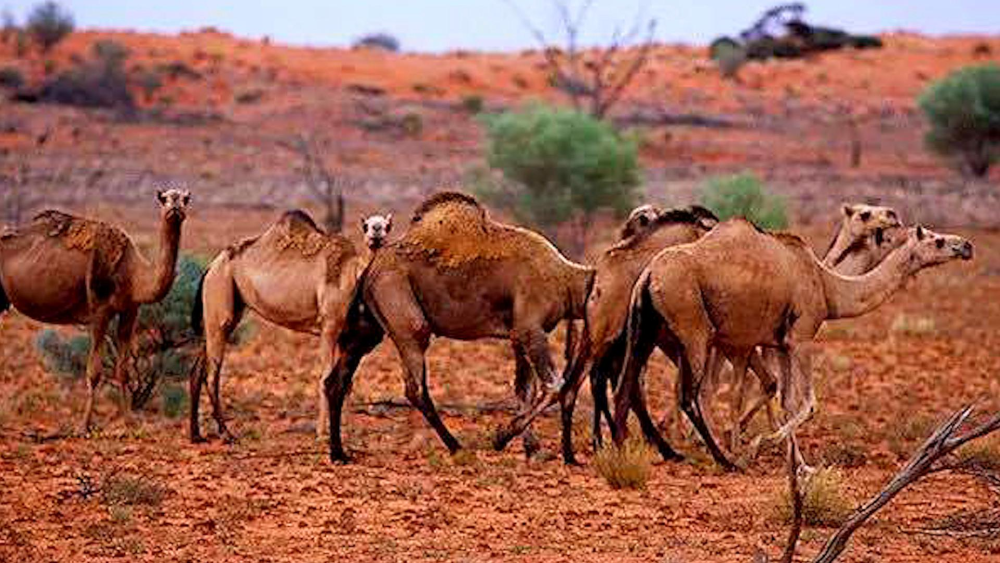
<box><xmin>0</xmin><ymin>189</ymin><xmax>191</xmax><ymax>432</ymax></box>
<box><xmin>557</xmin><ymin>202</ymin><xmax>899</xmax><ymax>464</ymax></box>
<box><xmin>611</xmin><ymin>220</ymin><xmax>972</xmax><ymax>469</ymax></box>
<box><xmin>556</xmin><ymin>204</ymin><xmax>719</xmax><ymax>464</ymax></box>
<box><xmin>322</xmin><ymin>192</ymin><xmax>595</xmax><ymax>462</ymax></box>
<box><xmin>188</xmin><ymin>210</ymin><xmax>390</xmax><ymax>442</ymax></box>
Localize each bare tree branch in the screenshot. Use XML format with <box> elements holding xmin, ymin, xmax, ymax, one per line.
<box><xmin>502</xmin><ymin>0</ymin><xmax>656</xmax><ymax>118</ymax></box>
<box><xmin>276</xmin><ymin>133</ymin><xmax>346</xmax><ymax>233</ymax></box>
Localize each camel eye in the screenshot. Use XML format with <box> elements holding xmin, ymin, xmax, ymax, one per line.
<box><xmin>935</xmin><ymin>239</ymin><xmax>945</xmax><ymax>249</ymax></box>
<box><xmin>887</xmin><ymin>210</ymin><xmax>897</xmax><ymax>219</ymax></box>
<box><xmin>638</xmin><ymin>215</ymin><xmax>649</xmax><ymax>226</ymax></box>
<box><xmin>860</xmin><ymin>211</ymin><xmax>871</xmax><ymax>221</ymax></box>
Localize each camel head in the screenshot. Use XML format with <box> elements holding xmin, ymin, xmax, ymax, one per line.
<box><xmin>156</xmin><ymin>189</ymin><xmax>191</xmax><ymax>224</ymax></box>
<box><xmin>903</xmin><ymin>226</ymin><xmax>973</xmax><ymax>269</ymax></box>
<box><xmin>361</xmin><ymin>214</ymin><xmax>392</xmax><ymax>249</ymax></box>
<box><xmin>620</xmin><ymin>204</ymin><xmax>662</xmax><ymax>239</ymax></box>
<box><xmin>841</xmin><ymin>203</ymin><xmax>900</xmax><ymax>242</ymax></box>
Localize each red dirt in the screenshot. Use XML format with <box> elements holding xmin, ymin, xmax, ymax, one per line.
<box><xmin>2</xmin><ymin>29</ymin><xmax>1000</xmax><ymax>562</ymax></box>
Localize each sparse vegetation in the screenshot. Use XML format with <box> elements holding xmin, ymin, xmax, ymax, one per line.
<box><xmin>36</xmin><ymin>39</ymin><xmax>133</xmax><ymax>109</ymax></box>
<box><xmin>776</xmin><ymin>466</ymin><xmax>854</xmax><ymax>526</ymax></box>
<box><xmin>461</xmin><ymin>94</ymin><xmax>484</xmax><ymax>113</ymax></box>
<box><xmin>0</xmin><ymin>66</ymin><xmax>24</xmax><ymax>89</ymax></box>
<box><xmin>101</xmin><ymin>472</ymin><xmax>168</xmax><ymax>507</ymax></box>
<box><xmin>701</xmin><ymin>172</ymin><xmax>788</xmax><ymax>230</ymax></box>
<box><xmin>353</xmin><ymin>32</ymin><xmax>400</xmax><ymax>52</ymax></box>
<box><xmin>478</xmin><ymin>103</ymin><xmax>640</xmax><ymax>255</ymax></box>
<box><xmin>134</xmin><ymin>68</ymin><xmax>163</xmax><ymax>102</ymax></box>
<box><xmin>235</xmin><ymin>88</ymin><xmax>264</xmax><ymax>104</ymax></box>
<box><xmin>26</xmin><ymin>1</ymin><xmax>73</xmax><ymax>52</ymax></box>
<box><xmin>593</xmin><ymin>437</ymin><xmax>655</xmax><ymax>490</ymax></box>
<box><xmin>710</xmin><ymin>38</ymin><xmax>747</xmax><ymax>80</ymax></box>
<box><xmin>890</xmin><ymin>314</ymin><xmax>937</xmax><ymax>336</ymax></box>
<box><xmin>919</xmin><ymin>63</ymin><xmax>1000</xmax><ymax>177</ymax></box>
<box><xmin>957</xmin><ymin>434</ymin><xmax>1000</xmax><ymax>472</ymax></box>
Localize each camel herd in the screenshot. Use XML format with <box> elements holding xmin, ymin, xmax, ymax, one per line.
<box><xmin>0</xmin><ymin>189</ymin><xmax>974</xmax><ymax>472</ymax></box>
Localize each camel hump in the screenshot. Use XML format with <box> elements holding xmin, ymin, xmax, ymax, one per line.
<box><xmin>279</xmin><ymin>209</ymin><xmax>322</xmax><ymax>233</ymax></box>
<box><xmin>411</xmin><ymin>191</ymin><xmax>485</xmax><ymax>224</ymax></box>
<box><xmin>32</xmin><ymin>210</ymin><xmax>131</xmax><ymax>275</ymax></box>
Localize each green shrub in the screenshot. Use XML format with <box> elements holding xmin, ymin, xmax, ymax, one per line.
<box><xmin>918</xmin><ymin>63</ymin><xmax>1000</xmax><ymax>177</ymax></box>
<box><xmin>593</xmin><ymin>437</ymin><xmax>655</xmax><ymax>490</ymax></box>
<box><xmin>0</xmin><ymin>66</ymin><xmax>24</xmax><ymax>89</ymax></box>
<box><xmin>700</xmin><ymin>172</ymin><xmax>788</xmax><ymax>229</ymax></box>
<box><xmin>26</xmin><ymin>1</ymin><xmax>73</xmax><ymax>52</ymax></box>
<box><xmin>400</xmin><ymin>112</ymin><xmax>423</xmax><ymax>136</ymax></box>
<box><xmin>34</xmin><ymin>255</ymin><xmax>224</xmax><ymax>410</ymax></box>
<box><xmin>135</xmin><ymin>68</ymin><xmax>163</xmax><ymax>101</ymax></box>
<box><xmin>709</xmin><ymin>37</ymin><xmax>746</xmax><ymax>80</ymax></box>
<box><xmin>478</xmin><ymin>103</ymin><xmax>641</xmax><ymax>253</ymax></box>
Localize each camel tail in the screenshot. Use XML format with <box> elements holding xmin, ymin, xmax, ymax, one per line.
<box><xmin>617</xmin><ymin>269</ymin><xmax>652</xmax><ymax>395</ymax></box>
<box><xmin>191</xmin><ymin>271</ymin><xmax>206</xmax><ymax>337</ymax></box>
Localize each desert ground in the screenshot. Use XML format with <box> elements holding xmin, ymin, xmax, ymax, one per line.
<box><xmin>1</xmin><ymin>29</ymin><xmax>1000</xmax><ymax>562</ymax></box>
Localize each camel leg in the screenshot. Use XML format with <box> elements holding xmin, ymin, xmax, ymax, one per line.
<box><xmin>556</xmin><ymin>333</ymin><xmax>596</xmax><ymax>465</ymax></box>
<box><xmin>589</xmin><ymin>349</ymin><xmax>617</xmax><ymax>453</ymax></box>
<box><xmin>493</xmin><ymin>324</ymin><xmax>567</xmax><ymax>452</ymax></box>
<box><xmin>630</xmin><ymin>360</ymin><xmax>683</xmax><ymax>462</ymax></box>
<box><xmin>679</xmin><ymin>341</ymin><xmax>738</xmax><ymax>471</ymax></box>
<box><xmin>82</xmin><ymin>313</ymin><xmax>112</xmax><ymax>434</ymax></box>
<box><xmin>397</xmin><ymin>339</ymin><xmax>461</xmax><ymax>454</ymax></box>
<box><xmin>726</xmin><ymin>355</ymin><xmax>750</xmax><ymax>453</ymax></box>
<box><xmin>325</xmin><ymin>319</ymin><xmax>383</xmax><ymax>463</ymax></box>
<box><xmin>316</xmin><ymin>303</ymin><xmax>350</xmax><ymax>439</ymax></box>
<box><xmin>739</xmin><ymin>349</ymin><xmax>780</xmax><ymax>433</ymax></box>
<box><xmin>193</xmin><ymin>267</ymin><xmax>242</xmax><ymax>443</ymax></box>
<box><xmin>513</xmin><ymin>346</ymin><xmax>541</xmax><ymax>458</ymax></box>
<box><xmin>112</xmin><ymin>308</ymin><xmax>138</xmax><ymax>413</ymax></box>
<box><xmin>188</xmin><ymin>353</ymin><xmax>208</xmax><ymax>443</ymax></box>
<box><xmin>610</xmin><ymin>333</ymin><xmax>655</xmax><ymax>446</ymax></box>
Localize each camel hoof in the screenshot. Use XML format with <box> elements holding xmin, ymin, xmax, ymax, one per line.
<box><xmin>221</xmin><ymin>432</ymin><xmax>237</xmax><ymax>445</ymax></box>
<box><xmin>190</xmin><ymin>434</ymin><xmax>208</xmax><ymax>444</ymax></box>
<box><xmin>562</xmin><ymin>454</ymin><xmax>582</xmax><ymax>467</ymax></box>
<box><xmin>492</xmin><ymin>430</ymin><xmax>513</xmax><ymax>452</ymax></box>
<box><xmin>522</xmin><ymin>435</ymin><xmax>541</xmax><ymax>459</ymax></box>
<box><xmin>329</xmin><ymin>452</ymin><xmax>352</xmax><ymax>465</ymax></box>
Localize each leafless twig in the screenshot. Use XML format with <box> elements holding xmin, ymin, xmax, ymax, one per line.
<box><xmin>276</xmin><ymin>134</ymin><xmax>347</xmax><ymax>233</ymax></box>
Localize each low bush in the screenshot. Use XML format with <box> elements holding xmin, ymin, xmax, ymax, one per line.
<box><xmin>0</xmin><ymin>66</ymin><xmax>24</xmax><ymax>89</ymax></box>
<box><xmin>38</xmin><ymin>39</ymin><xmax>133</xmax><ymax>109</ymax></box>
<box><xmin>461</xmin><ymin>94</ymin><xmax>484</xmax><ymax>113</ymax></box>
<box><xmin>353</xmin><ymin>32</ymin><xmax>400</xmax><ymax>52</ymax></box>
<box><xmin>26</xmin><ymin>1</ymin><xmax>73</xmax><ymax>52</ymax></box>
<box><xmin>593</xmin><ymin>437</ymin><xmax>655</xmax><ymax>490</ymax></box>
<box><xmin>775</xmin><ymin>466</ymin><xmax>854</xmax><ymax>526</ymax></box>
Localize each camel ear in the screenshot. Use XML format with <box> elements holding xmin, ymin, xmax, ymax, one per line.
<box><xmin>156</xmin><ymin>190</ymin><xmax>167</xmax><ymax>205</ymax></box>
<box><xmin>385</xmin><ymin>214</ymin><xmax>393</xmax><ymax>232</ymax></box>
<box><xmin>842</xmin><ymin>204</ymin><xmax>856</xmax><ymax>217</ymax></box>
<box><xmin>916</xmin><ymin>225</ymin><xmax>927</xmax><ymax>240</ymax></box>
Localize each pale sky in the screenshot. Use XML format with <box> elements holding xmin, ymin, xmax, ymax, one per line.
<box><xmin>2</xmin><ymin>1</ymin><xmax>996</xmax><ymax>52</ymax></box>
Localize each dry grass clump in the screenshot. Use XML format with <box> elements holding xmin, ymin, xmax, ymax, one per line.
<box><xmin>101</xmin><ymin>473</ymin><xmax>169</xmax><ymax>507</ymax></box>
<box><xmin>957</xmin><ymin>434</ymin><xmax>1000</xmax><ymax>472</ymax></box>
<box><xmin>593</xmin><ymin>437</ymin><xmax>656</xmax><ymax>490</ymax></box>
<box><xmin>775</xmin><ymin>467</ymin><xmax>855</xmax><ymax>527</ymax></box>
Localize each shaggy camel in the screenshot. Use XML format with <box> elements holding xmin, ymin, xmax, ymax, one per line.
<box><xmin>556</xmin><ymin>204</ymin><xmax>719</xmax><ymax>464</ymax></box>
<box><xmin>557</xmin><ymin>202</ymin><xmax>899</xmax><ymax>464</ymax></box>
<box><xmin>611</xmin><ymin>220</ymin><xmax>972</xmax><ymax>469</ymax></box>
<box><xmin>0</xmin><ymin>189</ymin><xmax>191</xmax><ymax>432</ymax></box>
<box><xmin>323</xmin><ymin>192</ymin><xmax>595</xmax><ymax>462</ymax></box>
<box><xmin>189</xmin><ymin>210</ymin><xmax>386</xmax><ymax>442</ymax></box>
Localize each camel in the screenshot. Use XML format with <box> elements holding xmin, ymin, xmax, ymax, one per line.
<box><xmin>322</xmin><ymin>192</ymin><xmax>595</xmax><ymax>462</ymax></box>
<box><xmin>189</xmin><ymin>210</ymin><xmax>387</xmax><ymax>442</ymax></box>
<box><xmin>556</xmin><ymin>204</ymin><xmax>719</xmax><ymax>464</ymax></box>
<box><xmin>0</xmin><ymin>189</ymin><xmax>191</xmax><ymax>432</ymax></box>
<box><xmin>556</xmin><ymin>202</ymin><xmax>900</xmax><ymax>464</ymax></box>
<box><xmin>611</xmin><ymin>220</ymin><xmax>972</xmax><ymax>470</ymax></box>
<box><xmin>362</xmin><ymin>214</ymin><xmax>392</xmax><ymax>250</ymax></box>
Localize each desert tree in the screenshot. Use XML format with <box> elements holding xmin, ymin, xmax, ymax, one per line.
<box><xmin>26</xmin><ymin>1</ymin><xmax>73</xmax><ymax>52</ymax></box>
<box><xmin>503</xmin><ymin>0</ymin><xmax>657</xmax><ymax>119</ymax></box>
<box><xmin>277</xmin><ymin>134</ymin><xmax>348</xmax><ymax>233</ymax></box>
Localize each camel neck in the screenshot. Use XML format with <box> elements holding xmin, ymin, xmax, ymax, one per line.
<box><xmin>822</xmin><ymin>222</ymin><xmax>855</xmax><ymax>267</ymax></box>
<box><xmin>132</xmin><ymin>216</ymin><xmax>182</xmax><ymax>304</ymax></box>
<box><xmin>820</xmin><ymin>241</ymin><xmax>915</xmax><ymax>319</ymax></box>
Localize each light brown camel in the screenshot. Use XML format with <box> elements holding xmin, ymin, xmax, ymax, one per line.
<box><xmin>189</xmin><ymin>209</ymin><xmax>389</xmax><ymax>442</ymax></box>
<box><xmin>556</xmin><ymin>204</ymin><xmax>719</xmax><ymax>464</ymax></box>
<box><xmin>322</xmin><ymin>192</ymin><xmax>595</xmax><ymax>462</ymax></box>
<box><xmin>0</xmin><ymin>189</ymin><xmax>191</xmax><ymax>432</ymax></box>
<box><xmin>611</xmin><ymin>220</ymin><xmax>972</xmax><ymax>469</ymax></box>
<box><xmin>556</xmin><ymin>202</ymin><xmax>899</xmax><ymax>464</ymax></box>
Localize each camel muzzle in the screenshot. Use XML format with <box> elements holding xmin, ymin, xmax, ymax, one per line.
<box><xmin>957</xmin><ymin>241</ymin><xmax>973</xmax><ymax>260</ymax></box>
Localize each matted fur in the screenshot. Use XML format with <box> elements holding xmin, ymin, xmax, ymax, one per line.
<box><xmin>33</xmin><ymin>210</ymin><xmax>131</xmax><ymax>275</ymax></box>
<box><xmin>400</xmin><ymin>192</ymin><xmax>567</xmax><ymax>271</ymax></box>
<box><xmin>274</xmin><ymin>210</ymin><xmax>358</xmax><ymax>279</ymax></box>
